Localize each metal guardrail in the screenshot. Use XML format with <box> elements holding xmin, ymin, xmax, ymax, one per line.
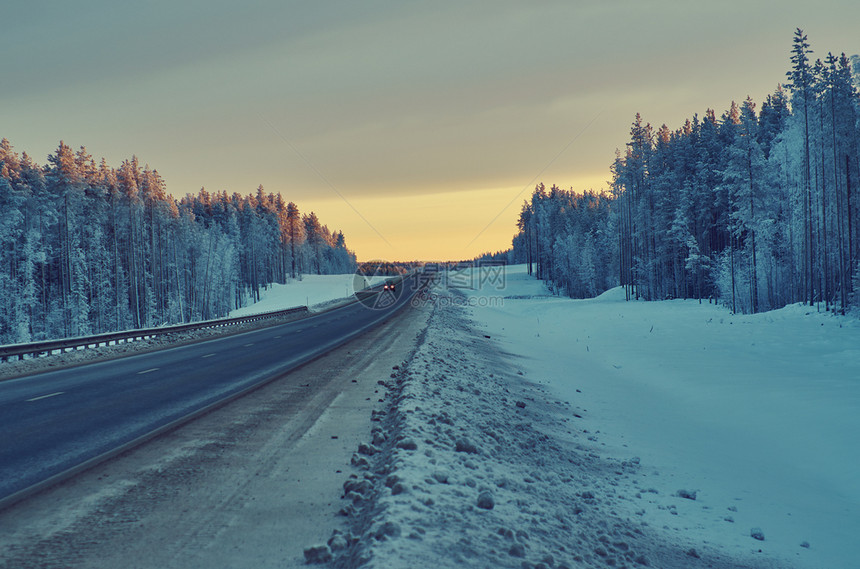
<box><xmin>0</xmin><ymin>273</ymin><xmax>415</xmax><ymax>364</ymax></box>
<box><xmin>0</xmin><ymin>305</ymin><xmax>309</xmax><ymax>363</ymax></box>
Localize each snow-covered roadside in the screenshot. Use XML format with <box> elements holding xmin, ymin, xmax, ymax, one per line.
<box><xmin>313</xmin><ymin>278</ymin><xmax>796</xmax><ymax>568</ymax></box>
<box><xmin>229</xmin><ymin>273</ymin><xmax>387</xmax><ymax>317</ymax></box>
<box><xmin>460</xmin><ymin>265</ymin><xmax>859</xmax><ymax>569</ymax></box>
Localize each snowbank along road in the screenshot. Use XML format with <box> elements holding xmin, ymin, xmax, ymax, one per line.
<box><xmin>310</xmin><ymin>281</ymin><xmax>797</xmax><ymax>569</ymax></box>
<box><xmin>302</xmin><ymin>265</ymin><xmax>848</xmax><ymax>569</ymax></box>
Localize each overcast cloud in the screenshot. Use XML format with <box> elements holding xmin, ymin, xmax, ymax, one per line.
<box><xmin>2</xmin><ymin>1</ymin><xmax>858</xmax><ymax>259</ymax></box>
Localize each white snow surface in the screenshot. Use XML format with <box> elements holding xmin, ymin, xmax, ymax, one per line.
<box><xmin>319</xmin><ymin>265</ymin><xmax>858</xmax><ymax>569</ymax></box>
<box><xmin>228</xmin><ymin>273</ymin><xmax>385</xmax><ymax>317</ymax></box>
<box><xmin>464</xmin><ymin>265</ymin><xmax>860</xmax><ymax>569</ymax></box>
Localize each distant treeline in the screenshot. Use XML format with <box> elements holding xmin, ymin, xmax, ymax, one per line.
<box><xmin>0</xmin><ymin>139</ymin><xmax>356</xmax><ymax>344</ymax></box>
<box><xmin>485</xmin><ymin>30</ymin><xmax>860</xmax><ymax>315</ymax></box>
<box><xmin>354</xmin><ymin>260</ymin><xmax>425</xmax><ymax>278</ymax></box>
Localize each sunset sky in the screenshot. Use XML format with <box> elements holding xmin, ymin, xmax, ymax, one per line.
<box><xmin>2</xmin><ymin>1</ymin><xmax>859</xmax><ymax>261</ymax></box>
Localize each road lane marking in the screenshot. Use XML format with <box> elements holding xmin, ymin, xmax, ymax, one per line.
<box><xmin>27</xmin><ymin>392</ymin><xmax>65</xmax><ymax>402</ymax></box>
<box><xmin>137</xmin><ymin>368</ymin><xmax>160</xmax><ymax>375</ymax></box>
<box><xmin>201</xmin><ymin>353</ymin><xmax>215</xmax><ymax>358</ymax></box>
<box><xmin>243</xmin><ymin>343</ymin><xmax>254</xmax><ymax>347</ymax></box>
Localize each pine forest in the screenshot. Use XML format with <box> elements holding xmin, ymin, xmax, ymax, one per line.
<box><xmin>503</xmin><ymin>30</ymin><xmax>860</xmax><ymax>315</ymax></box>
<box><xmin>0</xmin><ymin>140</ymin><xmax>356</xmax><ymax>344</ymax></box>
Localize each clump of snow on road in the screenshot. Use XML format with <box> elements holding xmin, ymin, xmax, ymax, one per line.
<box><xmin>316</xmin><ymin>271</ymin><xmax>820</xmax><ymax>568</ymax></box>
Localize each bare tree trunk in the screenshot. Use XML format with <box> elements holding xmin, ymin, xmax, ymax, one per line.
<box><xmin>748</xmin><ymin>144</ymin><xmax>758</xmax><ymax>313</ymax></box>
<box><xmin>847</xmin><ymin>155</ymin><xmax>854</xmax><ymax>302</ymax></box>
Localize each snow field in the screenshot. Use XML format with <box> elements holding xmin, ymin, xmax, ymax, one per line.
<box><xmin>461</xmin><ymin>265</ymin><xmax>860</xmax><ymax>569</ymax></box>
<box><xmin>311</xmin><ymin>284</ymin><xmax>787</xmax><ymax>568</ymax></box>
<box><xmin>229</xmin><ymin>273</ymin><xmax>387</xmax><ymax>318</ymax></box>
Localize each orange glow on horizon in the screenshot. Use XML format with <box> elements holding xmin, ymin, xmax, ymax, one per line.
<box><xmin>299</xmin><ymin>172</ymin><xmax>609</xmax><ymax>262</ymax></box>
